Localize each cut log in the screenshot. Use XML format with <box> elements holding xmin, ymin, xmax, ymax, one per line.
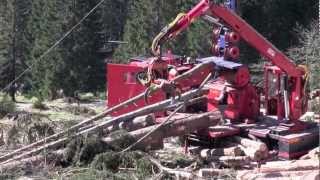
<box><xmin>300</xmin><ymin>147</ymin><xmax>320</xmax><ymax>160</ymax></box>
<box><xmin>238</xmin><ymin>144</ymin><xmax>268</xmax><ymax>161</ymax></box>
<box><xmin>208</xmin><ymin>156</ymin><xmax>250</xmax><ymax>168</ymax></box>
<box><xmin>0</xmin><ymin>112</ymin><xmax>220</xmax><ymax>172</ymax></box>
<box><xmin>119</xmin><ymin>114</ymin><xmax>155</xmax><ymax>132</ymax></box>
<box><xmin>232</xmin><ymin>136</ymin><xmax>268</xmax><ymax>152</ymax></box>
<box><xmin>102</xmin><ymin>111</ymin><xmax>222</xmax><ymax>150</ymax></box>
<box><xmin>237</xmin><ymin>170</ymin><xmax>319</xmax><ymax>180</ymax></box>
<box><xmin>200</xmin><ymin>146</ymin><xmax>244</xmax><ymax>158</ymax></box>
<box><xmin>81</xmin><ymin>89</ymin><xmax>209</xmax><ymax>136</ymax></box>
<box><xmin>259</xmin><ymin>159</ymin><xmax>319</xmax><ymax>173</ymax></box>
<box><xmin>198</xmin><ymin>168</ymin><xmax>231</xmax><ymax>178</ymax></box>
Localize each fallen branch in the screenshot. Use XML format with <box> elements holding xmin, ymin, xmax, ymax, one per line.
<box><xmin>0</xmin><ymin>149</ymin><xmax>64</xmax><ymax>173</ymax></box>
<box><xmin>0</xmin><ymin>93</ymin><xmax>145</xmax><ymax>162</ymax></box>
<box><xmin>0</xmin><ymin>111</ymin><xmax>221</xmax><ymax>172</ymax></box>
<box><xmin>0</xmin><ymin>61</ymin><xmax>214</xmax><ymax>163</ymax></box>
<box><xmin>1</xmin><ymin>89</ymin><xmax>209</xmax><ymax>165</ymax></box>
<box><xmin>148</xmin><ymin>155</ymin><xmax>198</xmax><ymax>179</ymax></box>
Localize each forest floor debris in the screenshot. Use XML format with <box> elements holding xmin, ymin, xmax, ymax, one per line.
<box><xmin>0</xmin><ymin>94</ymin><xmax>319</xmax><ymax>180</ymax></box>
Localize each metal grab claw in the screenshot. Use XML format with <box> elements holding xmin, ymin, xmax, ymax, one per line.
<box><xmin>143</xmin><ymin>79</ymin><xmax>182</xmax><ymax>104</ymax></box>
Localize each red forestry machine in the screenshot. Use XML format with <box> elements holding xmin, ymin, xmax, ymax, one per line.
<box><xmin>107</xmin><ymin>0</ymin><xmax>318</xmax><ymax>159</ymax></box>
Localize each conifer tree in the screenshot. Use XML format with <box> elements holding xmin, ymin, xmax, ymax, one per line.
<box><xmin>113</xmin><ymin>0</ymin><xmax>159</xmax><ymax>62</ymax></box>
<box><xmin>0</xmin><ymin>0</ymin><xmax>32</xmax><ymax>100</ymax></box>
<box><xmin>27</xmin><ymin>0</ymin><xmax>64</xmax><ymax>99</ymax></box>
<box><xmin>60</xmin><ymin>0</ymin><xmax>104</xmax><ymax>96</ymax></box>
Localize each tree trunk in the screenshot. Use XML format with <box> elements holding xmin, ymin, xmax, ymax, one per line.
<box><xmin>0</xmin><ymin>89</ymin><xmax>208</xmax><ymax>164</ymax></box>
<box><xmin>119</xmin><ymin>114</ymin><xmax>155</xmax><ymax>132</ymax></box>
<box><xmin>259</xmin><ymin>159</ymin><xmax>319</xmax><ymax>172</ymax></box>
<box><xmin>102</xmin><ymin>111</ymin><xmax>221</xmax><ymax>150</ymax></box>
<box><xmin>237</xmin><ymin>170</ymin><xmax>319</xmax><ymax>180</ymax></box>
<box><xmin>0</xmin><ymin>60</ymin><xmax>212</xmax><ymax>163</ymax></box>
<box><xmin>0</xmin><ymin>150</ymin><xmax>64</xmax><ymax>172</ymax></box>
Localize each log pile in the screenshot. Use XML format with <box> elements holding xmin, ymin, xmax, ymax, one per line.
<box><xmin>300</xmin><ymin>147</ymin><xmax>320</xmax><ymax>160</ymax></box>
<box><xmin>237</xmin><ymin>148</ymin><xmax>320</xmax><ymax>180</ymax></box>
<box><xmin>0</xmin><ymin>60</ymin><xmax>319</xmax><ymax>179</ymax></box>
<box><xmin>0</xmin><ymin>64</ymin><xmax>221</xmax><ymax>175</ymax></box>
<box><xmin>228</xmin><ymin>136</ymin><xmax>269</xmax><ymax>162</ymax></box>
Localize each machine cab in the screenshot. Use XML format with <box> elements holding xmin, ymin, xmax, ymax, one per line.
<box><xmin>264</xmin><ymin>65</ymin><xmax>286</xmax><ymax>120</ymax></box>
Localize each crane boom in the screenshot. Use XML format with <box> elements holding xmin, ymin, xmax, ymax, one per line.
<box><xmin>152</xmin><ymin>0</ymin><xmax>304</xmax><ymax>77</ymax></box>
<box><xmin>151</xmin><ymin>0</ymin><xmax>309</xmax><ymax>123</ymax></box>
<box><xmin>210</xmin><ymin>5</ymin><xmax>303</xmax><ymax>77</ymax></box>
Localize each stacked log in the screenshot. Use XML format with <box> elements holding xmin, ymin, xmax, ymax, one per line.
<box><xmin>231</xmin><ymin>136</ymin><xmax>269</xmax><ymax>161</ymax></box>
<box><xmin>200</xmin><ymin>146</ymin><xmax>244</xmax><ymax>158</ymax></box>
<box><xmin>210</xmin><ymin>156</ymin><xmax>250</xmax><ymax>167</ymax></box>
<box><xmin>197</xmin><ymin>146</ymin><xmax>249</xmax><ymax>168</ymax></box>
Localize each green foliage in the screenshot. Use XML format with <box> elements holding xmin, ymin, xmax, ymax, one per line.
<box><xmin>91</xmin><ymin>151</ymin><xmax>155</xmax><ymax>179</ymax></box>
<box><xmin>310</xmin><ymin>101</ymin><xmax>320</xmax><ymax>114</ymax></box>
<box><xmin>113</xmin><ymin>0</ymin><xmax>158</xmax><ymax>61</ymax></box>
<box><xmin>0</xmin><ymin>0</ymin><xmax>318</xmax><ymax>99</ymax></box>
<box><xmin>287</xmin><ymin>20</ymin><xmax>320</xmax><ymax>90</ymax></box>
<box><xmin>0</xmin><ymin>94</ymin><xmax>15</xmax><ymax>118</ymax></box>
<box><xmin>63</xmin><ymin>135</ymin><xmax>110</xmax><ymax>166</ymax></box>
<box><xmin>107</xmin><ymin>130</ymin><xmax>136</xmax><ymax>151</ymax></box>
<box><xmin>239</xmin><ymin>0</ymin><xmax>317</xmax><ymax>64</ymax></box>
<box><xmin>6</xmin><ymin>112</ymin><xmax>55</xmax><ymax>148</ymax></box>
<box><xmin>59</xmin><ymin>0</ymin><xmax>105</xmax><ymax>96</ymax></box>
<box><xmin>32</xmin><ymin>98</ymin><xmax>47</xmax><ymax>110</ymax></box>
<box><xmin>113</xmin><ymin>0</ymin><xmax>212</xmax><ymax>61</ymax></box>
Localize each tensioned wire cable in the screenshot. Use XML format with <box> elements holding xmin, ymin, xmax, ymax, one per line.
<box><xmin>0</xmin><ymin>0</ymin><xmax>106</xmax><ymax>92</ymax></box>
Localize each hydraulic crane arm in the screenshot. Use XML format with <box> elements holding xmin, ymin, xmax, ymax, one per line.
<box><xmin>209</xmin><ymin>5</ymin><xmax>303</xmax><ymax>77</ymax></box>
<box><xmin>151</xmin><ymin>0</ymin><xmax>210</xmax><ymax>56</ymax></box>
<box><xmin>152</xmin><ymin>0</ymin><xmax>304</xmax><ymax>77</ymax></box>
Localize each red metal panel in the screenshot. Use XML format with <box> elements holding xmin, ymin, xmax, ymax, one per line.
<box><xmin>107</xmin><ymin>64</ymin><xmax>165</xmax><ymax>116</ymax></box>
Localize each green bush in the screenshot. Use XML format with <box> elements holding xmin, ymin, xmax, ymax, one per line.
<box><xmin>0</xmin><ymin>95</ymin><xmax>16</xmax><ymax>118</ymax></box>
<box><xmin>310</xmin><ymin>99</ymin><xmax>320</xmax><ymax>114</ymax></box>
<box><xmin>32</xmin><ymin>99</ymin><xmax>48</xmax><ymax>110</ymax></box>
<box><xmin>287</xmin><ymin>20</ymin><xmax>320</xmax><ymax>90</ymax></box>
